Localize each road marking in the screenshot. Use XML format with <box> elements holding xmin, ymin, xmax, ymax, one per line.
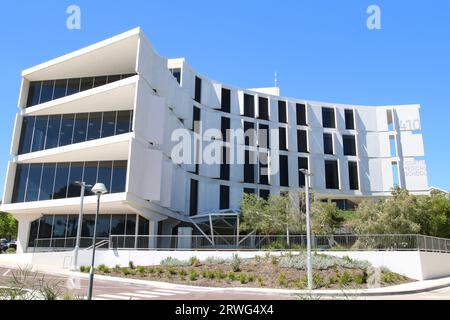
<box><xmin>137</xmin><ymin>290</ymin><xmax>175</xmax><ymax>296</ymax></box>
<box><xmin>118</xmin><ymin>292</ymin><xmax>159</xmax><ymax>299</ymax></box>
<box><xmin>2</xmin><ymin>269</ymin><xmax>11</xmax><ymax>277</ymax></box>
<box><xmin>96</xmin><ymin>294</ymin><xmax>137</xmax><ymax>300</ymax></box>
<box><xmin>153</xmin><ymin>289</ymin><xmax>190</xmax><ymax>294</ymax></box>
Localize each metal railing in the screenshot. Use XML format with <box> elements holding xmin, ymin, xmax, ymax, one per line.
<box><xmin>31</xmin><ymin>237</ymin><xmax>109</xmax><ymax>252</ymax></box>
<box><xmin>108</xmin><ymin>234</ymin><xmax>450</xmax><ymax>253</ymax></box>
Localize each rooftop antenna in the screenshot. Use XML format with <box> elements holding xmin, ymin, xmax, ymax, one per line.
<box><xmin>274</xmin><ymin>71</ymin><xmax>278</xmax><ymax>87</ymax></box>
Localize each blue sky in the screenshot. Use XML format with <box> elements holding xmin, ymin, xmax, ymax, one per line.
<box><xmin>0</xmin><ymin>0</ymin><xmax>449</xmax><ymax>196</ymax></box>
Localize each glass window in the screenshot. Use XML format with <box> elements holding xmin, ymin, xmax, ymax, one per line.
<box><xmin>221</xmin><ymin>88</ymin><xmax>231</xmax><ymax>113</ymax></box>
<box><xmin>39</xmin><ymin>163</ymin><xmax>56</xmax><ymax>201</ymax></box>
<box><xmin>170</xmin><ymin>69</ymin><xmax>181</xmax><ymax>84</ymax></box>
<box><xmin>325</xmin><ymin>160</ymin><xmax>339</xmax><ymax>189</ymax></box>
<box><xmin>243</xmin><ymin>94</ymin><xmax>255</xmax><ymax>117</ymax></box>
<box><xmin>111</xmin><ymin>161</ymin><xmax>127</xmax><ymax>193</ymax></box>
<box><xmin>27</xmin><ymin>82</ymin><xmax>42</xmax><ymax>107</ymax></box>
<box><xmin>87</xmin><ymin>112</ymin><xmax>102</xmax><ymax>141</ymax></box>
<box><xmin>244</xmin><ymin>121</ymin><xmax>255</xmax><ymax>146</ymax></box>
<box><xmin>52</xmin><ymin>163</ymin><xmax>70</xmax><ymax>199</ymax></box>
<box><xmin>52</xmin><ymin>215</ymin><xmax>68</xmax><ymax>239</ymax></box>
<box><xmin>39</xmin><ymin>80</ymin><xmax>54</xmax><ymax>104</ymax></box>
<box><xmin>12</xmin><ymin>164</ymin><xmax>29</xmax><ymax>203</ymax></box>
<box><xmin>343</xmin><ymin>135</ymin><xmax>357</xmax><ymax>156</ymax></box>
<box><xmin>189</xmin><ymin>179</ymin><xmax>198</xmax><ymax>216</ymax></box>
<box><xmin>25</xmin><ymin>164</ymin><xmax>42</xmax><ymax>202</ymax></box>
<box><xmin>278</xmin><ymin>101</ymin><xmax>287</xmax><ymax>123</ymax></box>
<box><xmin>259</xmin><ymin>152</ymin><xmax>269</xmax><ymax>185</ymax></box>
<box><xmin>66</xmin><ymin>215</ymin><xmax>79</xmax><ymax>238</ymax></box>
<box><xmin>53</xmin><ymin>79</ymin><xmax>67</xmax><ymax>100</ymax></box>
<box><xmin>296</xmin><ymin>103</ymin><xmax>307</xmax><ymax>126</ymax></box>
<box><xmin>110</xmin><ymin>214</ymin><xmax>126</xmax><ymax>235</ymax></box>
<box><xmin>81</xmin><ymin>215</ymin><xmax>95</xmax><ymax>237</ymax></box>
<box><xmin>18</xmin><ymin>116</ymin><xmax>35</xmax><ymax>154</ymax></box>
<box><xmin>221</xmin><ymin>117</ymin><xmax>230</xmax><ymax>142</ymax></box>
<box><xmin>194</xmin><ymin>76</ymin><xmax>202</xmax><ymax>103</ymax></box>
<box><xmin>38</xmin><ymin>215</ymin><xmax>54</xmax><ymax>245</ymax></box>
<box><xmin>72</xmin><ymin>113</ymin><xmax>89</xmax><ymax>144</ymax></box>
<box><xmin>259</xmin><ymin>189</ymin><xmax>270</xmax><ymax>200</ymax></box>
<box><xmin>220</xmin><ymin>146</ymin><xmax>230</xmax><ymax>180</ymax></box>
<box><xmin>244</xmin><ymin>151</ymin><xmax>255</xmax><ymax>183</ymax></box>
<box><xmin>138</xmin><ymin>216</ymin><xmax>149</xmax><ymax>235</ymax></box>
<box><xmin>107</xmin><ymin>75</ymin><xmax>121</xmax><ymax>84</ymax></box>
<box><xmin>392</xmin><ymin>162</ymin><xmax>400</xmax><ymax>187</ymax></box>
<box><xmin>298</xmin><ymin>157</ymin><xmax>309</xmax><ymax>187</ymax></box>
<box><xmin>348</xmin><ymin>161</ymin><xmax>359</xmax><ymax>190</ymax></box>
<box><xmin>115</xmin><ymin>111</ymin><xmax>131</xmax><ymax>135</ymax></box>
<box><xmin>96</xmin><ymin>214</ymin><xmax>111</xmax><ymax>238</ymax></box>
<box><xmin>45</xmin><ymin>115</ymin><xmax>62</xmax><ymax>149</ymax></box>
<box><xmin>322</xmin><ymin>107</ymin><xmax>336</xmax><ymax>128</ymax></box>
<box><xmin>93</xmin><ymin>76</ymin><xmax>107</xmax><ymax>88</ymax></box>
<box><xmin>66</xmin><ymin>78</ymin><xmax>80</xmax><ymax>95</ymax></box>
<box><xmin>67</xmin><ymin>162</ymin><xmax>84</xmax><ymax>198</ymax></box>
<box><xmin>297</xmin><ymin>130</ymin><xmax>308</xmax><ymax>153</ymax></box>
<box><xmin>244</xmin><ymin>188</ymin><xmax>255</xmax><ymax>195</ymax></box>
<box><xmin>101</xmin><ymin>111</ymin><xmax>116</xmax><ymax>138</ymax></box>
<box><xmin>258</xmin><ymin>97</ymin><xmax>269</xmax><ymax>120</ymax></box>
<box><xmin>345</xmin><ymin>109</ymin><xmax>355</xmax><ymax>130</ymax></box>
<box><xmin>323</xmin><ymin>133</ymin><xmax>334</xmax><ymax>155</ymax></box>
<box><xmin>80</xmin><ymin>77</ymin><xmax>94</xmax><ymax>92</ymax></box>
<box><xmin>28</xmin><ymin>219</ymin><xmax>39</xmax><ymax>247</ymax></box>
<box><xmin>58</xmin><ymin>114</ymin><xmax>75</xmax><ymax>146</ymax></box>
<box><xmin>125</xmin><ymin>214</ymin><xmax>136</xmax><ymax>235</ymax></box>
<box><xmin>31</xmin><ymin>116</ymin><xmax>48</xmax><ymax>152</ymax></box>
<box><xmin>389</xmin><ymin>135</ymin><xmax>397</xmax><ymax>157</ymax></box>
<box><xmin>280</xmin><ymin>155</ymin><xmax>289</xmax><ymax>187</ymax></box>
<box><xmin>83</xmin><ymin>162</ymin><xmax>98</xmax><ymax>196</ymax></box>
<box><xmin>279</xmin><ymin>127</ymin><xmax>287</xmax><ymax>150</ymax></box>
<box><xmin>219</xmin><ymin>185</ymin><xmax>230</xmax><ymax>209</ymax></box>
<box><xmin>97</xmin><ymin>161</ymin><xmax>112</xmax><ymax>192</ymax></box>
<box><xmin>387</xmin><ymin>110</ymin><xmax>394</xmax><ymax>131</ymax></box>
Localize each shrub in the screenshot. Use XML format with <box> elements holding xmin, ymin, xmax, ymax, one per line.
<box><xmin>279</xmin><ymin>253</ymin><xmax>371</xmax><ymax>270</ymax></box>
<box><xmin>189</xmin><ymin>256</ymin><xmax>200</xmax><ymax>267</ymax></box>
<box><xmin>278</xmin><ymin>272</ymin><xmax>287</xmax><ymax>287</ymax></box>
<box><xmin>231</xmin><ymin>254</ymin><xmax>242</xmax><ymax>272</ymax></box>
<box><xmin>204</xmin><ymin>256</ymin><xmax>226</xmax><ymax>265</ymax></box>
<box><xmin>189</xmin><ymin>269</ymin><xmax>198</xmax><ymax>281</ymax></box>
<box><xmin>156</xmin><ymin>267</ymin><xmax>164</xmax><ymax>275</ymax></box>
<box><xmin>257</xmin><ymin>276</ymin><xmax>265</xmax><ymax>287</ymax></box>
<box><xmin>148</xmin><ymin>267</ymin><xmax>155</xmax><ymax>274</ymax></box>
<box><xmin>201</xmin><ymin>270</ymin><xmax>208</xmax><ymax>278</ymax></box>
<box><xmin>248</xmin><ymin>274</ymin><xmax>255</xmax><ymax>282</ymax></box>
<box><xmin>254</xmin><ymin>255</ymin><xmax>261</xmax><ymax>264</ymax></box>
<box><xmin>294</xmin><ymin>276</ymin><xmax>307</xmax><ymax>289</ymax></box>
<box><xmin>167</xmin><ymin>266</ymin><xmax>177</xmax><ymax>276</ymax></box>
<box><xmin>228</xmin><ymin>272</ymin><xmax>236</xmax><ymax>281</ymax></box>
<box><xmin>121</xmin><ymin>268</ymin><xmax>131</xmax><ymax>276</ymax></box>
<box><xmin>313</xmin><ymin>273</ymin><xmax>324</xmax><ymax>288</ymax></box>
<box><xmin>97</xmin><ymin>264</ymin><xmax>110</xmax><ymax>274</ymax></box>
<box><xmin>137</xmin><ymin>266</ymin><xmax>146</xmax><ymax>275</ymax></box>
<box><xmin>353</xmin><ymin>272</ymin><xmax>367</xmax><ymax>285</ymax></box>
<box><xmin>160</xmin><ymin>257</ymin><xmax>189</xmax><ymax>267</ymax></box>
<box><xmin>239</xmin><ymin>273</ymin><xmax>248</xmax><ymax>284</ymax></box>
<box><xmin>381</xmin><ymin>271</ymin><xmax>401</xmax><ymax>284</ymax></box>
<box><xmin>216</xmin><ymin>269</ymin><xmax>226</xmax><ymax>280</ymax></box>
<box><xmin>79</xmin><ymin>266</ymin><xmax>87</xmax><ymax>273</ymax></box>
<box><xmin>6</xmin><ymin>248</ymin><xmax>16</xmax><ymax>254</ymax></box>
<box><xmin>128</xmin><ymin>261</ymin><xmax>135</xmax><ymax>269</ymax></box>
<box><xmin>178</xmin><ymin>269</ymin><xmax>187</xmax><ymax>280</ymax></box>
<box><xmin>271</xmin><ymin>255</ymin><xmax>279</xmax><ymax>265</ymax></box>
<box><xmin>339</xmin><ymin>271</ymin><xmax>353</xmax><ymax>286</ymax></box>
<box><xmin>206</xmin><ymin>271</ymin><xmax>215</xmax><ymax>279</ymax></box>
<box><xmin>113</xmin><ymin>265</ymin><xmax>121</xmax><ymax>272</ymax></box>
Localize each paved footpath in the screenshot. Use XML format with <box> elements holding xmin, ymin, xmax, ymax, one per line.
<box><xmin>1</xmin><ymin>264</ymin><xmax>449</xmax><ymax>300</ymax></box>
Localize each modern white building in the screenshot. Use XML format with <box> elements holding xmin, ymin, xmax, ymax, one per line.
<box><xmin>0</xmin><ymin>28</ymin><xmax>428</xmax><ymax>253</ymax></box>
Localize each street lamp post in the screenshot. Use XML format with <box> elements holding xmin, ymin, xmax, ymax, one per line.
<box><xmin>87</xmin><ymin>183</ymin><xmax>108</xmax><ymax>301</ymax></box>
<box><xmin>300</xmin><ymin>169</ymin><xmax>313</xmax><ymax>290</ymax></box>
<box><xmin>72</xmin><ymin>181</ymin><xmax>92</xmax><ymax>271</ymax></box>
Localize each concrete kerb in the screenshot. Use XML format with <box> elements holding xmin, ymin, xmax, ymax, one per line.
<box><xmin>3</xmin><ymin>263</ymin><xmax>449</xmax><ymax>297</ymax></box>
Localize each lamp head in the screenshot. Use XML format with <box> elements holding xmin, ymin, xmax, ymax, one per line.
<box><xmin>299</xmin><ymin>169</ymin><xmax>309</xmax><ymax>175</ymax></box>
<box><xmin>91</xmin><ymin>183</ymin><xmax>108</xmax><ymax>195</ymax></box>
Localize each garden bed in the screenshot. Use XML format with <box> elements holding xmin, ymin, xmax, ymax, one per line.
<box><xmin>80</xmin><ymin>253</ymin><xmax>413</xmax><ymax>290</ymax></box>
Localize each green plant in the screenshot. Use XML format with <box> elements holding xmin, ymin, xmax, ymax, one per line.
<box><xmin>113</xmin><ymin>264</ymin><xmax>121</xmax><ymax>272</ymax></box>
<box><xmin>6</xmin><ymin>247</ymin><xmax>16</xmax><ymax>254</ymax></box>
<box><xmin>381</xmin><ymin>271</ymin><xmax>401</xmax><ymax>284</ymax></box>
<box><xmin>271</xmin><ymin>255</ymin><xmax>279</xmax><ymax>265</ymax></box>
<box><xmin>128</xmin><ymin>261</ymin><xmax>135</xmax><ymax>269</ymax></box>
<box><xmin>339</xmin><ymin>271</ymin><xmax>353</xmax><ymax>287</ymax></box>
<box><xmin>137</xmin><ymin>266</ymin><xmax>146</xmax><ymax>275</ymax></box>
<box><xmin>178</xmin><ymin>269</ymin><xmax>187</xmax><ymax>280</ymax></box>
<box><xmin>228</xmin><ymin>272</ymin><xmax>236</xmax><ymax>281</ymax></box>
<box><xmin>156</xmin><ymin>267</ymin><xmax>164</xmax><ymax>275</ymax></box>
<box><xmin>353</xmin><ymin>272</ymin><xmax>367</xmax><ymax>285</ymax></box>
<box><xmin>206</xmin><ymin>271</ymin><xmax>215</xmax><ymax>279</ymax></box>
<box><xmin>97</xmin><ymin>264</ymin><xmax>110</xmax><ymax>274</ymax></box>
<box><xmin>189</xmin><ymin>256</ymin><xmax>201</xmax><ymax>266</ymax></box>
<box><xmin>79</xmin><ymin>266</ymin><xmax>87</xmax><ymax>273</ymax></box>
<box><xmin>294</xmin><ymin>276</ymin><xmax>307</xmax><ymax>289</ymax></box>
<box><xmin>167</xmin><ymin>266</ymin><xmax>177</xmax><ymax>275</ymax></box>
<box><xmin>204</xmin><ymin>256</ymin><xmax>226</xmax><ymax>265</ymax></box>
<box><xmin>216</xmin><ymin>269</ymin><xmax>226</xmax><ymax>280</ymax></box>
<box><xmin>313</xmin><ymin>273</ymin><xmax>324</xmax><ymax>288</ymax></box>
<box><xmin>148</xmin><ymin>267</ymin><xmax>155</xmax><ymax>274</ymax></box>
<box><xmin>160</xmin><ymin>257</ymin><xmax>189</xmax><ymax>267</ymax></box>
<box><xmin>254</xmin><ymin>255</ymin><xmax>261</xmax><ymax>264</ymax></box>
<box><xmin>239</xmin><ymin>273</ymin><xmax>248</xmax><ymax>284</ymax></box>
<box><xmin>189</xmin><ymin>269</ymin><xmax>198</xmax><ymax>281</ymax></box>
<box><xmin>231</xmin><ymin>253</ymin><xmax>242</xmax><ymax>272</ymax></box>
<box><xmin>121</xmin><ymin>268</ymin><xmax>131</xmax><ymax>276</ymax></box>
<box><xmin>248</xmin><ymin>274</ymin><xmax>255</xmax><ymax>282</ymax></box>
<box><xmin>257</xmin><ymin>276</ymin><xmax>265</xmax><ymax>287</ymax></box>
<box><xmin>201</xmin><ymin>270</ymin><xmax>208</xmax><ymax>278</ymax></box>
<box><xmin>278</xmin><ymin>272</ymin><xmax>287</xmax><ymax>287</ymax></box>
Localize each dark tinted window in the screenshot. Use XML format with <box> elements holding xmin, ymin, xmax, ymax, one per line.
<box><xmin>138</xmin><ymin>216</ymin><xmax>150</xmax><ymax>236</ymax></box>
<box><xmin>52</xmin><ymin>215</ymin><xmax>68</xmax><ymax>239</ymax></box>
<box><xmin>107</xmin><ymin>75</ymin><xmax>122</xmax><ymax>84</ymax></box>
<box><xmin>87</xmin><ymin>112</ymin><xmax>102</xmax><ymax>141</ymax></box>
<box><xmin>221</xmin><ymin>88</ymin><xmax>231</xmax><ymax>113</ymax></box>
<box><xmin>279</xmin><ymin>127</ymin><xmax>287</xmax><ymax>150</ymax></box>
<box><xmin>53</xmin><ymin>163</ymin><xmax>70</xmax><ymax>199</ymax></box>
<box><xmin>278</xmin><ymin>101</ymin><xmax>287</xmax><ymax>123</ymax></box>
<box><xmin>219</xmin><ymin>185</ymin><xmax>230</xmax><ymax>210</ymax></box>
<box><xmin>83</xmin><ymin>162</ymin><xmax>98</xmax><ymax>196</ymax></box>
<box><xmin>298</xmin><ymin>157</ymin><xmax>309</xmax><ymax>187</ymax></box>
<box><xmin>39</xmin><ymin>80</ymin><xmax>54</xmax><ymax>104</ymax></box>
<box><xmin>280</xmin><ymin>155</ymin><xmax>289</xmax><ymax>187</ymax></box>
<box><xmin>45</xmin><ymin>115</ymin><xmax>61</xmax><ymax>149</ymax></box>
<box><xmin>244</xmin><ymin>188</ymin><xmax>255</xmax><ymax>194</ymax></box>
<box><xmin>325</xmin><ymin>160</ymin><xmax>339</xmax><ymax>189</ymax></box>
<box><xmin>31</xmin><ymin>116</ymin><xmax>48</xmax><ymax>152</ymax></box>
<box><xmin>220</xmin><ymin>147</ymin><xmax>230</xmax><ymax>180</ymax></box>
<box><xmin>258</xmin><ymin>97</ymin><xmax>269</xmax><ymax>120</ymax></box>
<box><xmin>115</xmin><ymin>111</ymin><xmax>131</xmax><ymax>135</ymax></box>
<box><xmin>28</xmin><ymin>219</ymin><xmax>39</xmax><ymax>247</ymax></box>
<box><xmin>39</xmin><ymin>163</ymin><xmax>56</xmax><ymax>201</ymax></box>
<box><xmin>322</xmin><ymin>107</ymin><xmax>335</xmax><ymax>128</ymax></box>
<box><xmin>221</xmin><ymin>117</ymin><xmax>230</xmax><ymax>142</ymax></box>
<box><xmin>170</xmin><ymin>69</ymin><xmax>181</xmax><ymax>84</ymax></box>
<box><xmin>258</xmin><ymin>124</ymin><xmax>269</xmax><ymax>148</ymax></box>
<box><xmin>101</xmin><ymin>111</ymin><xmax>116</xmax><ymax>138</ymax></box>
<box><xmin>297</xmin><ymin>130</ymin><xmax>308</xmax><ymax>153</ymax></box>
<box><xmin>66</xmin><ymin>78</ymin><xmax>80</xmax><ymax>95</ymax></box>
<box><xmin>18</xmin><ymin>117</ymin><xmax>35</xmax><ymax>154</ymax></box>
<box><xmin>97</xmin><ymin>161</ymin><xmax>112</xmax><ymax>192</ymax></box>
<box><xmin>67</xmin><ymin>162</ymin><xmax>83</xmax><ymax>198</ymax></box>
<box><xmin>53</xmin><ymin>79</ymin><xmax>67</xmax><ymax>100</ymax></box>
<box><xmin>111</xmin><ymin>160</ymin><xmax>127</xmax><ymax>193</ymax></box>
<box><xmin>111</xmin><ymin>215</ymin><xmax>126</xmax><ymax>235</ymax></box>
<box><xmin>259</xmin><ymin>189</ymin><xmax>270</xmax><ymax>200</ymax></box>
<box><xmin>194</xmin><ymin>76</ymin><xmax>202</xmax><ymax>103</ymax></box>
<box><xmin>93</xmin><ymin>76</ymin><xmax>107</xmax><ymax>88</ymax></box>
<box><xmin>12</xmin><ymin>164</ymin><xmax>29</xmax><ymax>203</ymax></box>
<box><xmin>345</xmin><ymin>109</ymin><xmax>355</xmax><ymax>130</ymax></box>
<box><xmin>323</xmin><ymin>133</ymin><xmax>333</xmax><ymax>155</ymax></box>
<box><xmin>259</xmin><ymin>152</ymin><xmax>269</xmax><ymax>185</ymax></box>
<box><xmin>81</xmin><ymin>215</ymin><xmax>95</xmax><ymax>237</ymax></box>
<box><xmin>189</xmin><ymin>179</ymin><xmax>198</xmax><ymax>216</ymax></box>
<box><xmin>244</xmin><ymin>150</ymin><xmax>255</xmax><ymax>183</ymax></box>
<box><xmin>244</xmin><ymin>122</ymin><xmax>255</xmax><ymax>146</ymax></box>
<box><xmin>343</xmin><ymin>135</ymin><xmax>357</xmax><ymax>156</ymax></box>
<box><xmin>72</xmin><ymin>113</ymin><xmax>88</xmax><ymax>144</ymax></box>
<box><xmin>80</xmin><ymin>77</ymin><xmax>94</xmax><ymax>91</ymax></box>
<box><xmin>192</xmin><ymin>106</ymin><xmax>201</xmax><ymax>132</ymax></box>
<box><xmin>96</xmin><ymin>214</ymin><xmax>111</xmax><ymax>238</ymax></box>
<box><xmin>38</xmin><ymin>216</ymin><xmax>54</xmax><ymax>241</ymax></box>
<box><xmin>348</xmin><ymin>161</ymin><xmax>359</xmax><ymax>190</ymax></box>
<box><xmin>27</xmin><ymin>82</ymin><xmax>42</xmax><ymax>107</ymax></box>
<box><xmin>243</xmin><ymin>94</ymin><xmax>255</xmax><ymax>117</ymax></box>
<box><xmin>58</xmin><ymin>114</ymin><xmax>74</xmax><ymax>146</ymax></box>
<box><xmin>25</xmin><ymin>164</ymin><xmax>42</xmax><ymax>202</ymax></box>
<box><xmin>66</xmin><ymin>215</ymin><xmax>79</xmax><ymax>238</ymax></box>
<box><xmin>296</xmin><ymin>103</ymin><xmax>307</xmax><ymax>126</ymax></box>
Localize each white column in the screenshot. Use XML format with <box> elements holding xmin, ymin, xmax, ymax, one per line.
<box><xmin>16</xmin><ymin>214</ymin><xmax>40</xmax><ymax>253</ymax></box>
<box><xmin>148</xmin><ymin>220</ymin><xmax>158</xmax><ymax>249</ymax></box>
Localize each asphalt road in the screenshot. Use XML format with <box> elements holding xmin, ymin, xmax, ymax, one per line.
<box><xmin>1</xmin><ymin>266</ymin><xmax>449</xmax><ymax>300</ymax></box>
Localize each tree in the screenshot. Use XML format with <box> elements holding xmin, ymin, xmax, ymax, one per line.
<box><xmin>310</xmin><ymin>201</ymin><xmax>340</xmax><ymax>235</ymax></box>
<box><xmin>0</xmin><ymin>212</ymin><xmax>18</xmax><ymax>240</ymax></box>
